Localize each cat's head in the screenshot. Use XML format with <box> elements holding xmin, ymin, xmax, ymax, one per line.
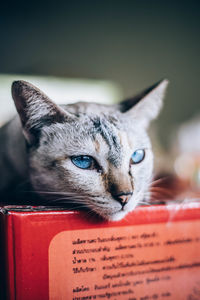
<box><xmin>12</xmin><ymin>79</ymin><xmax>168</xmax><ymax>221</ymax></box>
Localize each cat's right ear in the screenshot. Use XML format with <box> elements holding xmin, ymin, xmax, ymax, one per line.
<box><xmin>12</xmin><ymin>80</ymin><xmax>74</xmax><ymax>145</ymax></box>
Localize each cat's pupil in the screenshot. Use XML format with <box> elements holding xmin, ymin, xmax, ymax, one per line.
<box><xmin>71</xmin><ymin>155</ymin><xmax>94</xmax><ymax>169</ymax></box>
<box><xmin>131</xmin><ymin>149</ymin><xmax>145</xmax><ymax>164</ymax></box>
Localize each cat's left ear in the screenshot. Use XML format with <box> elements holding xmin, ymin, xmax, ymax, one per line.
<box><xmin>119</xmin><ymin>79</ymin><xmax>169</xmax><ymax>128</ymax></box>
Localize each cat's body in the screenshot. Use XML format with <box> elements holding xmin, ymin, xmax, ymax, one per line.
<box><xmin>0</xmin><ymin>116</ymin><xmax>28</xmax><ymax>200</ymax></box>
<box><xmin>0</xmin><ymin>80</ymin><xmax>168</xmax><ymax>220</ymax></box>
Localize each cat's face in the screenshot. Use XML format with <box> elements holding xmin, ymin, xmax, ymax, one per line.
<box><xmin>12</xmin><ymin>79</ymin><xmax>168</xmax><ymax>221</ymax></box>
<box><xmin>29</xmin><ymin>111</ymin><xmax>153</xmax><ymax>221</ymax></box>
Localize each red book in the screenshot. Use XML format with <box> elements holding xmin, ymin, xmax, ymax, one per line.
<box><xmin>1</xmin><ymin>203</ymin><xmax>200</xmax><ymax>300</ymax></box>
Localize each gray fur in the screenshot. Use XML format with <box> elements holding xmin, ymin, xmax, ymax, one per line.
<box><xmin>0</xmin><ymin>79</ymin><xmax>168</xmax><ymax>220</ymax></box>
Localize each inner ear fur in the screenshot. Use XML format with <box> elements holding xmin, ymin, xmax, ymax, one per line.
<box><xmin>12</xmin><ymin>80</ymin><xmax>67</xmax><ymax>126</ymax></box>
<box><xmin>11</xmin><ymin>80</ymin><xmax>72</xmax><ymax>144</ymax></box>
<box><xmin>118</xmin><ymin>79</ymin><xmax>169</xmax><ymax>128</ymax></box>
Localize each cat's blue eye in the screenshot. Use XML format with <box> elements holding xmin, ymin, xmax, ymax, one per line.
<box><xmin>71</xmin><ymin>155</ymin><xmax>94</xmax><ymax>169</ymax></box>
<box><xmin>131</xmin><ymin>149</ymin><xmax>145</xmax><ymax>164</ymax></box>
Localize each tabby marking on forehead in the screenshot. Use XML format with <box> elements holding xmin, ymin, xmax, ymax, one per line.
<box><xmin>94</xmin><ymin>139</ymin><xmax>101</xmax><ymax>153</ymax></box>
<box><xmin>90</xmin><ymin>116</ymin><xmax>122</xmax><ymax>167</ymax></box>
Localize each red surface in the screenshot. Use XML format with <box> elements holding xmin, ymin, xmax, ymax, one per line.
<box><xmin>1</xmin><ymin>203</ymin><xmax>200</xmax><ymax>300</ymax></box>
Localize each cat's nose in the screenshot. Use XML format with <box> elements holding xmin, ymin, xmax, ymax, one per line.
<box><xmin>114</xmin><ymin>192</ymin><xmax>133</xmax><ymax>207</ymax></box>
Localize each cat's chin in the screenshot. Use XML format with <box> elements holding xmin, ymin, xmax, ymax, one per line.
<box><xmin>102</xmin><ymin>202</ymin><xmax>139</xmax><ymax>221</ymax></box>
<box><xmin>103</xmin><ymin>210</ymin><xmax>129</xmax><ymax>222</ymax></box>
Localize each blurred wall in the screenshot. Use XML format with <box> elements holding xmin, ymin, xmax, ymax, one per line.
<box><xmin>0</xmin><ymin>0</ymin><xmax>199</xmax><ymax>146</ymax></box>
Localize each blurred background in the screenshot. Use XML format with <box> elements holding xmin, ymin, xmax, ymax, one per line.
<box><xmin>0</xmin><ymin>0</ymin><xmax>200</xmax><ymax>187</ymax></box>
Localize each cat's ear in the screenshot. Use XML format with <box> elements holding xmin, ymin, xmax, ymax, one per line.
<box><xmin>119</xmin><ymin>79</ymin><xmax>169</xmax><ymax>128</ymax></box>
<box><xmin>12</xmin><ymin>80</ymin><xmax>73</xmax><ymax>144</ymax></box>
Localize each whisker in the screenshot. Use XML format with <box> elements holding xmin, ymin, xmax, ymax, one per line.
<box><xmin>150</xmin><ymin>186</ymin><xmax>172</xmax><ymax>192</ymax></box>
<box><xmin>61</xmin><ymin>204</ymin><xmax>90</xmax><ymax>211</ymax></box>
<box><xmin>150</xmin><ymin>189</ymin><xmax>174</xmax><ymax>197</ymax></box>
<box><xmin>34</xmin><ymin>190</ymin><xmax>86</xmax><ymax>199</ymax></box>
<box><xmin>48</xmin><ymin>199</ymin><xmax>85</xmax><ymax>204</ymax></box>
<box><xmin>150</xmin><ymin>176</ymin><xmax>169</xmax><ymax>186</ymax></box>
<box><xmin>139</xmin><ymin>201</ymin><xmax>151</xmax><ymax>206</ymax></box>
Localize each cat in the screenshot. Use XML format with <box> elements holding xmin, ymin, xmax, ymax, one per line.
<box><xmin>0</xmin><ymin>79</ymin><xmax>168</xmax><ymax>221</ymax></box>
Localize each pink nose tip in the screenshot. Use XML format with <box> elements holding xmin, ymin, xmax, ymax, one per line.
<box><xmin>115</xmin><ymin>192</ymin><xmax>133</xmax><ymax>207</ymax></box>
